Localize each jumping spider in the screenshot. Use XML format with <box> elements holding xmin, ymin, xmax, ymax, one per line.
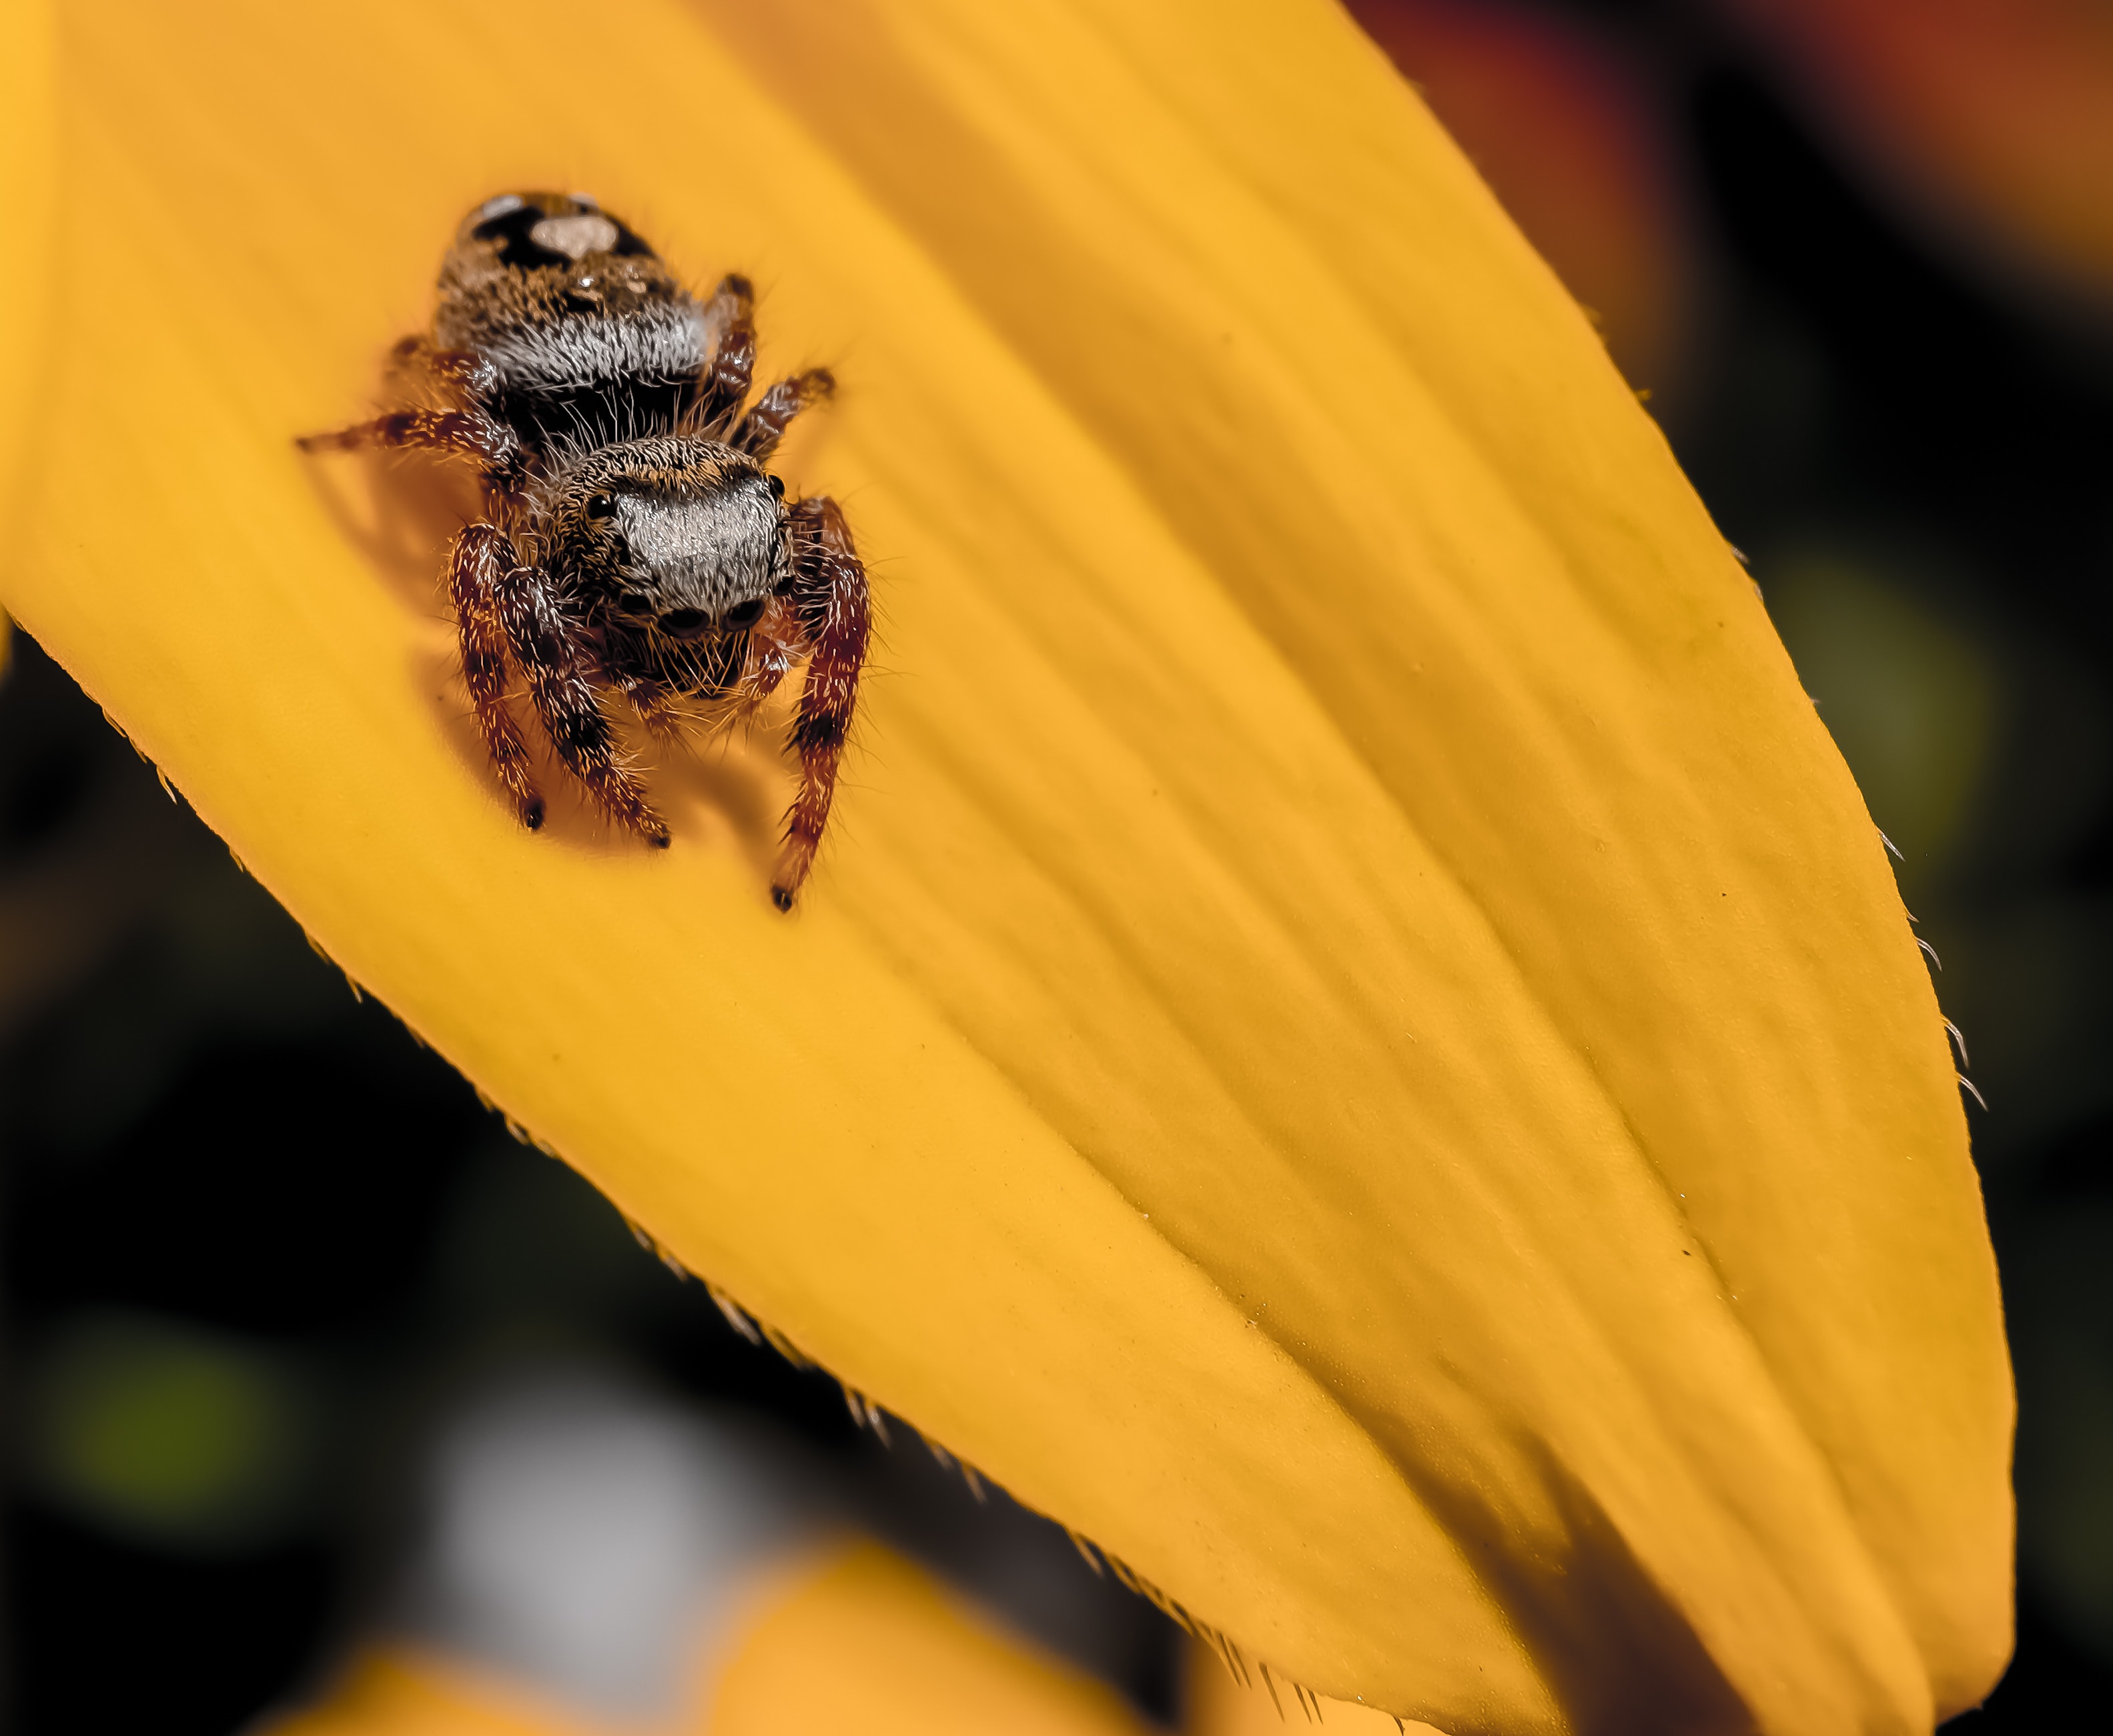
<box><xmin>300</xmin><ymin>190</ymin><xmax>869</xmax><ymax>911</ymax></box>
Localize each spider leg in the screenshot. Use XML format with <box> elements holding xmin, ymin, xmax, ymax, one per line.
<box><xmin>449</xmin><ymin>524</ymin><xmax>544</xmax><ymax>830</ymax></box>
<box><xmin>771</xmin><ymin>496</ymin><xmax>871</xmax><ymax>910</ymax></box>
<box><xmin>492</xmin><ymin>562</ymin><xmax>670</xmax><ymax>847</ymax></box>
<box><xmin>614</xmin><ymin>671</ymin><xmax>690</xmax><ymax>743</ymax></box>
<box><xmin>385</xmin><ymin>334</ymin><xmax>498</xmax><ymax>400</ymax></box>
<box><xmin>693</xmin><ymin>274</ymin><xmax>757</xmax><ymax>438</ymax></box>
<box><xmin>297</xmin><ymin>407</ymin><xmax>522</xmax><ymax>487</ymax></box>
<box><xmin>731</xmin><ymin>369</ymin><xmax>835</xmax><ymax>460</ymax></box>
<box><xmin>727</xmin><ymin>596</ymin><xmax>799</xmax><ymax>715</ymax></box>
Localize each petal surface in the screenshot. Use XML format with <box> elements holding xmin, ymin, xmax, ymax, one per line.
<box><xmin>3</xmin><ymin>3</ymin><xmax>2010</xmax><ymax>1733</ymax></box>
<box><xmin>0</xmin><ymin>0</ymin><xmax>55</xmax><ymax>518</ymax></box>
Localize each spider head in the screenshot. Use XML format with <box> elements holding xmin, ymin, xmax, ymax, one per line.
<box><xmin>560</xmin><ymin>443</ymin><xmax>788</xmax><ymax>639</ymax></box>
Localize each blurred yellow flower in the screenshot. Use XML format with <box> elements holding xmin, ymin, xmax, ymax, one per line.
<box><xmin>265</xmin><ymin>1542</ymin><xmax>1154</xmax><ymax>1736</ymax></box>
<box><xmin>0</xmin><ymin>1</ymin><xmax>2012</xmax><ymax>1732</ymax></box>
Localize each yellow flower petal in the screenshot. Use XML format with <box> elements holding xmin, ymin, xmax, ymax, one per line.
<box><xmin>3</xmin><ymin>1</ymin><xmax>2010</xmax><ymax>1732</ymax></box>
<box><xmin>261</xmin><ymin>1544</ymin><xmax>1147</xmax><ymax>1736</ymax></box>
<box><xmin>1191</xmin><ymin>1639</ymin><xmax>1443</xmax><ymax>1736</ymax></box>
<box><xmin>705</xmin><ymin>1542</ymin><xmax>1152</xmax><ymax>1735</ymax></box>
<box><xmin>0</xmin><ymin>0</ymin><xmax>55</xmax><ymax>524</ymax></box>
<box><xmin>1346</xmin><ymin>0</ymin><xmax>1698</xmax><ymax>399</ymax></box>
<box><xmin>263</xmin><ymin>1651</ymin><xmax>634</xmax><ymax>1736</ymax></box>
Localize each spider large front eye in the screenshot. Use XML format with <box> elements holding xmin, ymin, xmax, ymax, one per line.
<box><xmin>616</xmin><ymin>592</ymin><xmax>654</xmax><ymax>616</ymax></box>
<box><xmin>766</xmin><ymin>474</ymin><xmax>785</xmax><ymax>501</ymax></box>
<box><xmin>723</xmin><ymin>598</ymin><xmax>766</xmax><ymax>630</ymax></box>
<box><xmin>584</xmin><ymin>492</ymin><xmax>618</xmax><ymax>521</ymax></box>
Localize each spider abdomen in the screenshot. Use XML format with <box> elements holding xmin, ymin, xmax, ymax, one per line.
<box><xmin>435</xmin><ymin>193</ymin><xmax>709</xmax><ymax>456</ymax></box>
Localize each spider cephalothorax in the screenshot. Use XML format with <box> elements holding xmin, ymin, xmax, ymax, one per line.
<box><xmin>300</xmin><ymin>189</ymin><xmax>869</xmax><ymax>910</ymax></box>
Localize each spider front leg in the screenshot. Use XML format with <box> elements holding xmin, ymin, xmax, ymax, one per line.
<box><xmin>297</xmin><ymin>406</ymin><xmax>522</xmax><ymax>487</ymax></box>
<box><xmin>449</xmin><ymin>524</ymin><xmax>544</xmax><ymax>829</ymax></box>
<box><xmin>771</xmin><ymin>496</ymin><xmax>871</xmax><ymax>911</ymax></box>
<box><xmin>491</xmin><ymin>564</ymin><xmax>670</xmax><ymax>847</ymax></box>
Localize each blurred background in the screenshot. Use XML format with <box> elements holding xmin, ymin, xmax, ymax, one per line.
<box><xmin>5</xmin><ymin>1</ymin><xmax>2112</xmax><ymax>1729</ymax></box>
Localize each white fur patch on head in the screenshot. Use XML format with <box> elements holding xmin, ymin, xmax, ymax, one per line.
<box><xmin>616</xmin><ymin>480</ymin><xmax>781</xmax><ymax>617</ymax></box>
<box><xmin>530</xmin><ymin>213</ymin><xmax>621</xmax><ymax>261</ymax></box>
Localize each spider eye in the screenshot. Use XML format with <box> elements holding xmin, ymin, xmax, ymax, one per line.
<box><xmin>584</xmin><ymin>492</ymin><xmax>618</xmax><ymax>521</ymax></box>
<box><xmin>616</xmin><ymin>591</ymin><xmax>653</xmax><ymax>616</ymax></box>
<box><xmin>723</xmin><ymin>598</ymin><xmax>766</xmax><ymax>630</ymax></box>
<box><xmin>766</xmin><ymin>474</ymin><xmax>785</xmax><ymax>501</ymax></box>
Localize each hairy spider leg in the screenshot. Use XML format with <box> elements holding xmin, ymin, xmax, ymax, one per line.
<box><xmin>491</xmin><ymin>562</ymin><xmax>670</xmax><ymax>847</ymax></box>
<box><xmin>734</xmin><ymin>596</ymin><xmax>799</xmax><ymax>711</ymax></box>
<box><xmin>612</xmin><ymin>670</ymin><xmax>691</xmax><ymax>742</ymax></box>
<box><xmin>772</xmin><ymin>496</ymin><xmax>871</xmax><ymax>910</ymax></box>
<box><xmin>692</xmin><ymin>274</ymin><xmax>757</xmax><ymax>438</ymax></box>
<box><xmin>449</xmin><ymin>524</ymin><xmax>546</xmax><ymax>829</ymax></box>
<box><xmin>384</xmin><ymin>334</ymin><xmax>499</xmax><ymax>401</ymax></box>
<box><xmin>731</xmin><ymin>369</ymin><xmax>836</xmax><ymax>460</ymax></box>
<box><xmin>295</xmin><ymin>407</ymin><xmax>522</xmax><ymax>486</ymax></box>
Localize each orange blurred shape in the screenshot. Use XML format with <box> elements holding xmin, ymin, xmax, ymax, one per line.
<box><xmin>704</xmin><ymin>1543</ymin><xmax>1152</xmax><ymax>1736</ymax></box>
<box><xmin>1721</xmin><ymin>0</ymin><xmax>2113</xmax><ymax>314</ymax></box>
<box><xmin>262</xmin><ymin>1653</ymin><xmax>639</xmax><ymax>1736</ymax></box>
<box><xmin>1346</xmin><ymin>0</ymin><xmax>1695</xmax><ymax>400</ymax></box>
<box><xmin>266</xmin><ymin>1543</ymin><xmax>1151</xmax><ymax>1736</ymax></box>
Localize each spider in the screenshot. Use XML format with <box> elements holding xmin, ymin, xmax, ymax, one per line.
<box><xmin>300</xmin><ymin>189</ymin><xmax>870</xmax><ymax>911</ymax></box>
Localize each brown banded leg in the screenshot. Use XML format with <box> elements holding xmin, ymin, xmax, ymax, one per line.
<box><xmin>614</xmin><ymin>671</ymin><xmax>689</xmax><ymax>743</ymax></box>
<box><xmin>731</xmin><ymin>369</ymin><xmax>835</xmax><ymax>460</ymax></box>
<box><xmin>492</xmin><ymin>564</ymin><xmax>669</xmax><ymax>847</ymax></box>
<box><xmin>386</xmin><ymin>334</ymin><xmax>498</xmax><ymax>400</ymax></box>
<box><xmin>692</xmin><ymin>274</ymin><xmax>756</xmax><ymax>438</ymax></box>
<box><xmin>449</xmin><ymin>524</ymin><xmax>545</xmax><ymax>830</ymax></box>
<box><xmin>772</xmin><ymin>496</ymin><xmax>871</xmax><ymax>910</ymax></box>
<box><xmin>296</xmin><ymin>407</ymin><xmax>522</xmax><ymax>484</ymax></box>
